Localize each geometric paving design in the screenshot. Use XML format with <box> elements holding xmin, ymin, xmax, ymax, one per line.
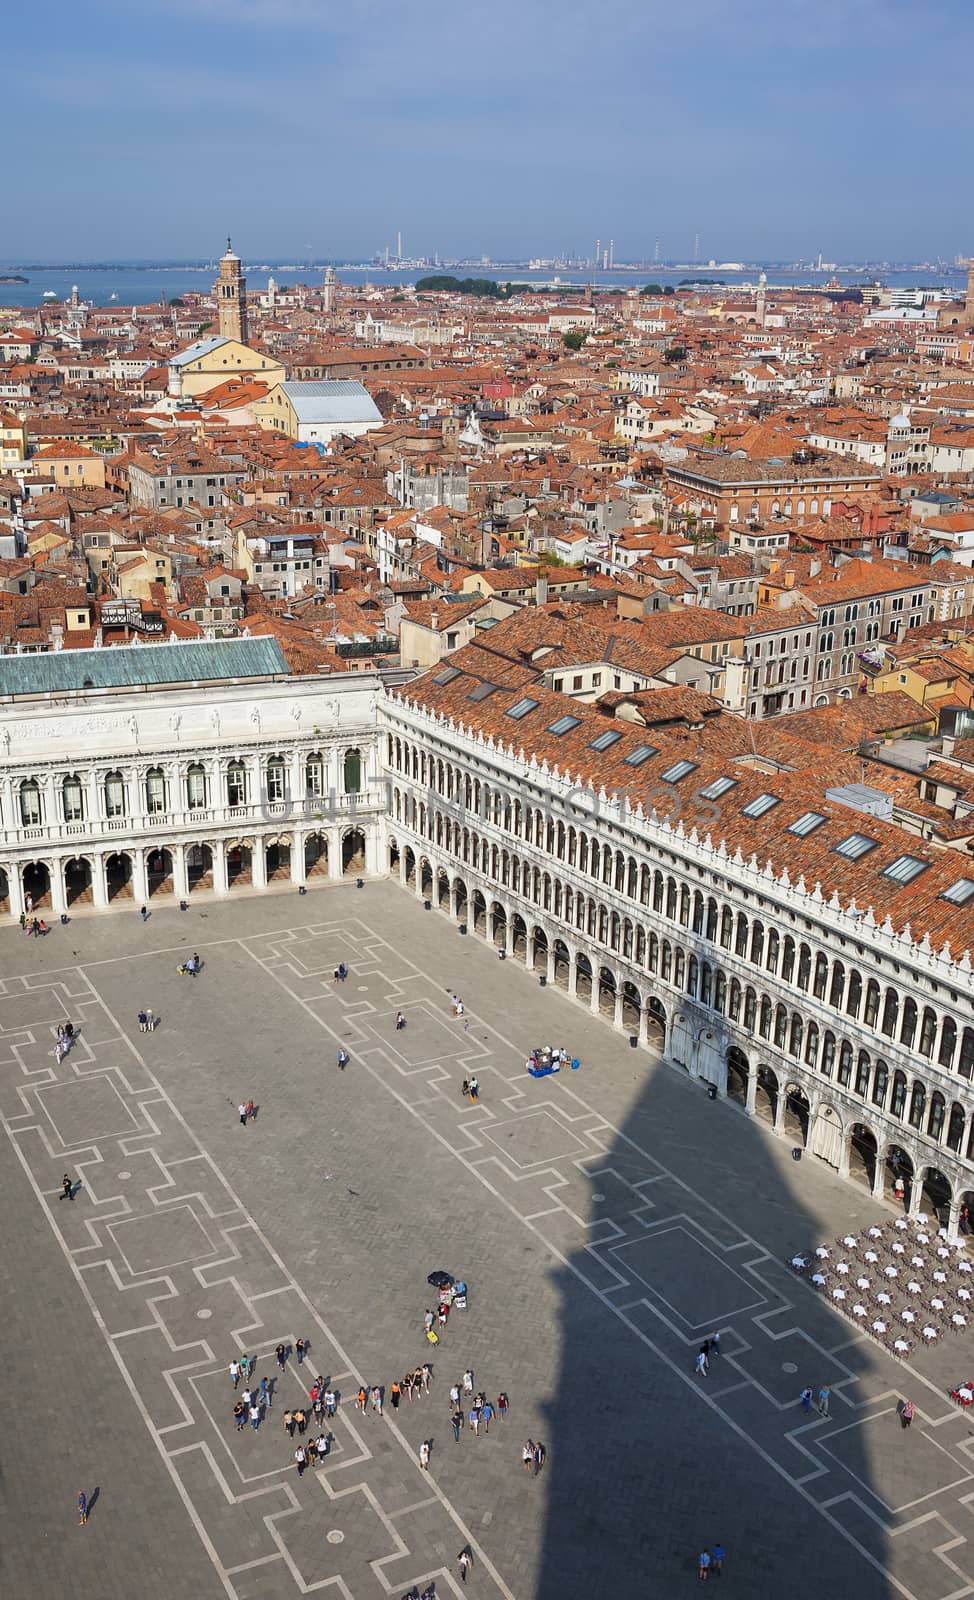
<box><xmin>2</xmin><ymin>885</ymin><xmax>974</xmax><ymax>1600</ymax></box>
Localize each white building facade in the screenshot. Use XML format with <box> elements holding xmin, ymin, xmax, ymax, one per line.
<box><xmin>381</xmin><ymin>691</ymin><xmax>974</xmax><ymax>1232</ymax></box>
<box><xmin>0</xmin><ymin>662</ymin><xmax>386</xmax><ymax>919</ymax></box>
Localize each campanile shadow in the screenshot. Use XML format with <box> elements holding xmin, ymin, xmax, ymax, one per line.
<box><xmin>533</xmin><ymin>1053</ymin><xmax>898</xmax><ymax>1599</ymax></box>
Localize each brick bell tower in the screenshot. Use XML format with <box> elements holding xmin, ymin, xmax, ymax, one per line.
<box><xmin>214</xmin><ymin>238</ymin><xmax>248</xmax><ymax>344</ymax></box>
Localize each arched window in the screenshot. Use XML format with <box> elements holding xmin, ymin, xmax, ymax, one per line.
<box><xmin>661</xmin><ymin>942</ymin><xmax>673</xmax><ymax>982</ymax></box>
<box><xmin>750</xmin><ymin>921</ymin><xmax>765</xmax><ymax>965</ymax></box>
<box><xmin>774</xmin><ymin>1004</ymin><xmax>788</xmax><ymax>1048</ymax></box>
<box><xmin>648</xmin><ymin>933</ymin><xmax>659</xmax><ymax>973</ymax></box>
<box><xmin>759</xmin><ymin>997</ymin><xmax>773</xmax><ymax>1038</ymax></box>
<box><xmin>871</xmin><ymin>1061</ymin><xmax>888</xmax><ymax>1106</ymax></box>
<box><xmin>938</xmin><ymin>1018</ymin><xmax>957</xmax><ymax>1070</ymax></box>
<box><xmin>891</xmin><ymin>1070</ymin><xmax>908</xmax><ymax>1119</ymax></box>
<box><xmin>305</xmin><ymin>753</ymin><xmax>324</xmax><ymax>795</ymax></box>
<box><xmin>948</xmin><ymin>1104</ymin><xmax>966</xmax><ymax>1152</ymax></box>
<box><xmin>706</xmin><ymin>899</ymin><xmax>719</xmax><ymax>941</ymax></box>
<box><xmin>881</xmin><ymin>989</ymin><xmax>898</xmax><ymax>1038</ymax></box>
<box><xmin>743</xmin><ymin>987</ymin><xmax>757</xmax><ymax>1031</ymax></box>
<box><xmin>186</xmin><ymin>762</ymin><xmax>207</xmax><ymax>811</ymax></box>
<box><xmin>928</xmin><ymin>1092</ymin><xmax>946</xmax><ymax>1142</ymax></box>
<box><xmin>863</xmin><ymin>980</ymin><xmax>880</xmax><ymax>1030</ymax></box>
<box><xmin>266</xmin><ymin>756</ymin><xmax>286</xmax><ymax>803</ymax></box>
<box><xmin>688</xmin><ymin>956</ymin><xmax>699</xmax><ymax>997</ymax></box>
<box><xmin>845</xmin><ymin>971</ymin><xmax>862</xmax><ymax>1018</ymax></box>
<box><xmin>673</xmin><ymin>949</ymin><xmax>686</xmax><ymax>988</ymax></box>
<box><xmin>104</xmin><ymin>770</ymin><xmax>126</xmax><ymax>818</ymax></box>
<box><xmin>813</xmin><ymin>954</ymin><xmax>828</xmax><ymax>999</ymax></box>
<box><xmin>900</xmin><ymin>997</ymin><xmax>917</xmax><ymax>1049</ymax></box>
<box><xmin>766</xmin><ymin>930</ymin><xmax>780</xmax><ymax>975</ymax></box>
<box><xmin>226</xmin><ymin>759</ymin><xmax>247</xmax><ymax>806</ymax></box>
<box><xmin>343</xmin><ymin>747</ymin><xmax>362</xmax><ymax>795</ymax></box>
<box><xmin>145</xmin><ymin>767</ymin><xmax>166</xmax><ymax>814</ymax></box>
<box><xmin>713</xmin><ymin>971</ymin><xmax>726</xmax><ymax>1013</ymax></box>
<box><xmin>781</xmin><ymin>937</ymin><xmax>796</xmax><ymax>984</ymax></box>
<box><xmin>855</xmin><ymin>1051</ymin><xmax>870</xmax><ymax>1098</ymax></box>
<box><xmin>720</xmin><ymin>908</ymin><xmax>733</xmax><ymax>948</ymax></box>
<box><xmin>729</xmin><ymin>978</ymin><xmax>742</xmax><ymax>1021</ymax></box>
<box><xmin>796</xmin><ymin>944</ymin><xmax>811</xmax><ymax>991</ymax></box>
<box><xmin>19</xmin><ymin>778</ymin><xmax>43</xmax><ymax>826</ymax></box>
<box><xmin>735</xmin><ymin>914</ymin><xmax>748</xmax><ymax>956</ymax></box>
<box><xmin>700</xmin><ymin>963</ymin><xmax>713</xmax><ymax>1007</ymax></box>
<box><xmin>918</xmin><ymin>1008</ymin><xmax>937</xmax><ymax>1058</ymax></box>
<box><xmin>691</xmin><ymin>892</ymin><xmax>704</xmax><ymax>934</ymax></box>
<box><xmin>789</xmin><ymin>1014</ymin><xmax>803</xmax><ymax>1057</ymax></box>
<box><xmin>665</xmin><ymin>879</ymin><xmax>677</xmax><ymax>919</ymax></box>
<box><xmin>839</xmin><ymin>1039</ymin><xmax>853</xmax><ymax>1086</ymax></box>
<box><xmin>62</xmin><ymin>774</ymin><xmax>84</xmax><ymax>822</ymax></box>
<box><xmin>804</xmin><ymin>1021</ymin><xmax>819</xmax><ymax>1068</ymax></box>
<box><xmin>821</xmin><ymin>1031</ymin><xmax>836</xmax><ymax>1077</ymax></box>
<box><xmin>908</xmin><ymin>1080</ymin><xmax>926</xmax><ymax>1129</ymax></box>
<box><xmin>960</xmin><ymin>1029</ymin><xmax>974</xmax><ymax>1081</ymax></box>
<box><xmin>829</xmin><ymin>961</ymin><xmax>844</xmax><ymax>1008</ymax></box>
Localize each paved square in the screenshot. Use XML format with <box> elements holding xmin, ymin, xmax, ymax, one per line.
<box><xmin>1</xmin><ymin>879</ymin><xmax>972</xmax><ymax>1600</ymax></box>
<box><xmin>109</xmin><ymin>1206</ymin><xmax>217</xmax><ymax>1273</ymax></box>
<box><xmin>37</xmin><ymin>1075</ymin><xmax>139</xmax><ymax>1144</ymax></box>
<box><xmin>612</xmin><ymin>1226</ymin><xmax>769</xmax><ymax>1325</ymax></box>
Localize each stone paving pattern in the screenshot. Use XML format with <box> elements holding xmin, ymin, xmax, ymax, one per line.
<box><xmin>1</xmin><ymin>882</ymin><xmax>973</xmax><ymax>1599</ymax></box>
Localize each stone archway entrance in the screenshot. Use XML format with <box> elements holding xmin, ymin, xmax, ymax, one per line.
<box><xmin>597</xmin><ymin>966</ymin><xmax>617</xmax><ymax>1019</ymax></box>
<box><xmin>849</xmin><ymin>1123</ymin><xmax>878</xmax><ymax>1190</ymax></box>
<box><xmin>265</xmin><ymin>838</ymin><xmax>291</xmax><ymax>882</ymax></box>
<box><xmin>64</xmin><ymin>856</ymin><xmax>93</xmax><ymax>907</ymax></box>
<box><xmin>0</xmin><ymin>867</ymin><xmax>8</xmax><ymax>914</ymax></box>
<box><xmin>726</xmin><ymin>1046</ymin><xmax>749</xmax><ymax>1107</ymax></box>
<box><xmin>784</xmin><ymin>1084</ymin><xmax>810</xmax><ymax>1145</ymax></box>
<box><xmin>922</xmin><ymin>1166</ymin><xmax>952</xmax><ymax>1229</ymax></box>
<box><xmin>305</xmin><ymin>833</ymin><xmax>329</xmax><ymax>878</ymax></box>
<box><xmin>227</xmin><ymin>843</ymin><xmax>253</xmax><ymax>888</ymax></box>
<box><xmin>23</xmin><ymin>861</ymin><xmax>51</xmax><ymax>910</ymax></box>
<box><xmin>510</xmin><ymin>913</ymin><xmax>527</xmax><ymax>959</ymax></box>
<box><xmin>621</xmin><ymin>981</ymin><xmax>640</xmax><ymax>1031</ymax></box>
<box><xmin>471</xmin><ymin>890</ymin><xmax>487</xmax><ymax>937</ymax></box>
<box><xmin>146</xmin><ymin>848</ymin><xmax>173</xmax><ymax>898</ymax></box>
<box><xmin>553</xmin><ymin>940</ymin><xmax>571</xmax><ymax>990</ymax></box>
<box><xmin>575</xmin><ymin>953</ymin><xmax>592</xmax><ymax>1003</ymax></box>
<box><xmin>755</xmin><ymin>1065</ymin><xmax>778</xmax><ymax>1125</ymax></box>
<box><xmin>885</xmin><ymin>1145</ymin><xmax>914</xmax><ymax>1210</ymax></box>
<box><xmin>105</xmin><ymin>852</ymin><xmax>133</xmax><ymax>902</ymax></box>
<box><xmin>343</xmin><ymin>829</ymin><xmax>366</xmax><ymax>876</ymax></box>
<box><xmin>808</xmin><ymin>1103</ymin><xmax>842</xmax><ymax>1168</ymax></box>
<box><xmin>186</xmin><ymin>843</ymin><xmax>213</xmax><ymax>892</ymax></box>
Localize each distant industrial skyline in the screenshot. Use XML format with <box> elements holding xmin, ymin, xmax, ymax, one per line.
<box><xmin>6</xmin><ymin>0</ymin><xmax>972</xmax><ymax>261</ymax></box>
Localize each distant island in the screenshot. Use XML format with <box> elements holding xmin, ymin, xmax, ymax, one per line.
<box><xmin>0</xmin><ymin>274</ymin><xmax>28</xmax><ymax>283</ymax></box>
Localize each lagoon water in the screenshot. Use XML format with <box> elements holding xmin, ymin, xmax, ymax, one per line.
<box><xmin>0</xmin><ymin>263</ymin><xmax>964</xmax><ymax>311</ymax></box>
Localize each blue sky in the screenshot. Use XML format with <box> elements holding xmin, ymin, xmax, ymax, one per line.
<box><xmin>6</xmin><ymin>0</ymin><xmax>970</xmax><ymax>261</ymax></box>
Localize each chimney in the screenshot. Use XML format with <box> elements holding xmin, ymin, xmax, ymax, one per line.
<box><xmin>536</xmin><ymin>574</ymin><xmax>549</xmax><ymax>607</ymax></box>
<box><xmin>430</xmin><ymin>610</ymin><xmax>439</xmax><ymax>631</ymax></box>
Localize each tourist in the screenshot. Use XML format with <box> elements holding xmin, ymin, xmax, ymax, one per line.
<box><xmin>533</xmin><ymin>1440</ymin><xmax>546</xmax><ymax>1475</ymax></box>
<box><xmin>77</xmin><ymin>1490</ymin><xmax>87</xmax><ymax>1527</ymax></box>
<box><xmin>818</xmin><ymin>1386</ymin><xmax>831</xmax><ymax>1417</ymax></box>
<box><xmin>233</xmin><ymin>1399</ymin><xmax>246</xmax><ymax>1431</ymax></box>
<box><xmin>522</xmin><ymin>1440</ymin><xmax>534</xmax><ymax>1471</ymax></box>
<box><xmin>712</xmin><ymin>1543</ymin><xmax>725</xmax><ymax>1577</ymax></box>
<box><xmin>458</xmin><ymin>1549</ymin><xmax>472</xmax><ymax>1583</ymax></box>
<box><xmin>295</xmin><ymin>1338</ymin><xmax>308</xmax><ymax>1363</ymax></box>
<box><xmin>229</xmin><ymin>1359</ymin><xmax>241</xmax><ymax>1389</ymax></box>
<box><xmin>452</xmin><ymin>1407</ymin><xmax>464</xmax><ymax>1442</ymax></box>
<box><xmin>419</xmin><ymin>1439</ymin><xmax>431</xmax><ymax>1470</ymax></box>
<box><xmin>698</xmin><ymin>1550</ymin><xmax>711</xmax><ymax>1581</ymax></box>
<box><xmin>901</xmin><ymin>1399</ymin><xmax>915</xmax><ymax>1429</ymax></box>
<box><xmin>283</xmin><ymin>1409</ymin><xmax>294</xmax><ymax>1437</ymax></box>
<box><xmin>275</xmin><ymin>1343</ymin><xmax>287</xmax><ymax>1372</ymax></box>
<box><xmin>497</xmin><ymin>1392</ymin><xmax>509</xmax><ymax>1419</ymax></box>
<box><xmin>800</xmin><ymin>1386</ymin><xmax>814</xmax><ymax>1411</ymax></box>
<box><xmin>395</xmin><ymin>1011</ymin><xmax>406</xmax><ymax>1030</ymax></box>
<box><xmin>60</xmin><ymin>1173</ymin><xmax>74</xmax><ymax>1202</ymax></box>
<box><xmin>390</xmin><ymin>1380</ymin><xmax>401</xmax><ymax>1411</ymax></box>
<box><xmin>324</xmin><ymin>1389</ymin><xmax>337</xmax><ymax>1418</ymax></box>
<box><xmin>695</xmin><ymin>1348</ymin><xmax>708</xmax><ymax>1377</ymax></box>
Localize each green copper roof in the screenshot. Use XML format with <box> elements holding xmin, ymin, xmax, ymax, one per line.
<box><xmin>0</xmin><ymin>638</ymin><xmax>290</xmax><ymax>698</ymax></box>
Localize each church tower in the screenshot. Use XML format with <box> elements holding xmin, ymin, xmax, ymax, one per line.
<box><xmin>323</xmin><ymin>265</ymin><xmax>337</xmax><ymax>318</ymax></box>
<box><xmin>214</xmin><ymin>238</ymin><xmax>248</xmax><ymax>345</ymax></box>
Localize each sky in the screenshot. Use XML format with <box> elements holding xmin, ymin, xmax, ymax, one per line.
<box><xmin>5</xmin><ymin>0</ymin><xmax>971</xmax><ymax>263</ymax></box>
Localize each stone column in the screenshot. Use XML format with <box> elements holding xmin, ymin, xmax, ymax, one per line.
<box><xmin>547</xmin><ymin>947</ymin><xmax>556</xmax><ymax>984</ymax></box>
<box><xmin>907</xmin><ymin>1174</ymin><xmax>924</xmax><ymax>1218</ymax></box>
<box><xmin>568</xmin><ymin>960</ymin><xmax>578</xmax><ymax>999</ymax></box>
<box><xmin>772</xmin><ymin>1088</ymin><xmax>786</xmax><ymax>1136</ymax></box>
<box><xmin>946</xmin><ymin>1197</ymin><xmax>961</xmax><ymax>1242</ymax></box>
<box><xmin>291</xmin><ymin>834</ymin><xmax>307</xmax><ymax>888</ymax></box>
<box><xmin>49</xmin><ymin>861</ymin><xmax>68</xmax><ymax>917</ymax></box>
<box><xmin>364</xmin><ymin>826</ymin><xmax>380</xmax><ymax>877</ymax></box>
<box><xmin>91</xmin><ymin>852</ymin><xmax>109</xmax><ymax>909</ymax></box>
<box><xmin>86</xmin><ymin>769</ymin><xmax>102</xmax><ymax>829</ymax></box>
<box><xmin>7</xmin><ymin>864</ymin><xmax>24</xmax><ymax>921</ymax></box>
<box><xmin>613</xmin><ymin>990</ymin><xmax>625</xmax><ymax>1031</ymax></box>
<box><xmin>745</xmin><ymin>1067</ymin><xmax>758</xmax><ymax>1116</ymax></box>
<box><xmin>212</xmin><ymin>843</ymin><xmax>229</xmax><ymax>896</ymax></box>
<box><xmin>449</xmin><ymin>882</ymin><xmax>458</xmax><ymax>920</ymax></box>
<box><xmin>131</xmin><ymin>848</ymin><xmax>149</xmax><ymax>906</ymax></box>
<box><xmin>328</xmin><ymin>827</ymin><xmax>344</xmax><ymax>879</ymax></box>
<box><xmin>871</xmin><ymin>1158</ymin><xmax>885</xmax><ymax>1202</ymax></box>
<box><xmin>172</xmin><ymin>842</ymin><xmax>189</xmax><ymax>900</ymax></box>
<box><xmin>251</xmin><ymin>838</ymin><xmax>268</xmax><ymax>891</ymax></box>
<box><xmin>590</xmin><ymin>979</ymin><xmax>601</xmax><ymax>1016</ymax></box>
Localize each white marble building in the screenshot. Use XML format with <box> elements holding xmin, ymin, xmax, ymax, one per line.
<box><xmin>0</xmin><ymin>640</ymin><xmax>386</xmax><ymax>919</ymax></box>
